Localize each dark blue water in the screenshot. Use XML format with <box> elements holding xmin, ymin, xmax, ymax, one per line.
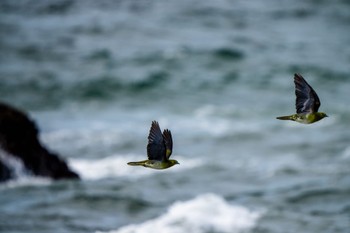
<box><xmin>1</xmin><ymin>0</ymin><xmax>350</xmax><ymax>232</ymax></box>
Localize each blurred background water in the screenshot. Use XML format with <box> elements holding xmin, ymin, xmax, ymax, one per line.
<box><xmin>1</xmin><ymin>0</ymin><xmax>350</xmax><ymax>232</ymax></box>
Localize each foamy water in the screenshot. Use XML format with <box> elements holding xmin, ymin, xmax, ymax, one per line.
<box><xmin>0</xmin><ymin>149</ymin><xmax>53</xmax><ymax>189</ymax></box>
<box><xmin>0</xmin><ymin>177</ymin><xmax>52</xmax><ymax>190</ymax></box>
<box><xmin>98</xmin><ymin>193</ymin><xmax>261</xmax><ymax>233</ymax></box>
<box><xmin>0</xmin><ymin>149</ymin><xmax>30</xmax><ymax>179</ymax></box>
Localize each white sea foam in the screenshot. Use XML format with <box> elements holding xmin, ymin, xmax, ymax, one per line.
<box><xmin>97</xmin><ymin>193</ymin><xmax>261</xmax><ymax>233</ymax></box>
<box><xmin>0</xmin><ymin>177</ymin><xmax>52</xmax><ymax>190</ymax></box>
<box><xmin>70</xmin><ymin>154</ymin><xmax>203</xmax><ymax>180</ymax></box>
<box><xmin>0</xmin><ymin>148</ymin><xmax>30</xmax><ymax>178</ymax></box>
<box><xmin>0</xmin><ymin>148</ymin><xmax>52</xmax><ymax>189</ymax></box>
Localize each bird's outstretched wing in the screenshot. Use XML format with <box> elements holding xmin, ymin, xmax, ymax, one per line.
<box><xmin>162</xmin><ymin>129</ymin><xmax>173</xmax><ymax>159</ymax></box>
<box><xmin>294</xmin><ymin>73</ymin><xmax>321</xmax><ymax>114</ymax></box>
<box><xmin>147</xmin><ymin>121</ymin><xmax>166</xmax><ymax>161</ymax></box>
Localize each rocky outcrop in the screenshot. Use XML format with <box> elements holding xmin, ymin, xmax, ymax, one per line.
<box><xmin>0</xmin><ymin>102</ymin><xmax>79</xmax><ymax>181</ymax></box>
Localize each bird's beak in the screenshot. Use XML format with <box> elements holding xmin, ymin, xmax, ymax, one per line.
<box><xmin>325</xmin><ymin>114</ymin><xmax>329</xmax><ymax>117</ymax></box>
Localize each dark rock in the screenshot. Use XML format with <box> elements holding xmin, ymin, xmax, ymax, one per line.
<box><xmin>0</xmin><ymin>102</ymin><xmax>79</xmax><ymax>181</ymax></box>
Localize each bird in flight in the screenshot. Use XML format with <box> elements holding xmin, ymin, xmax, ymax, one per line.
<box><xmin>276</xmin><ymin>73</ymin><xmax>328</xmax><ymax>124</ymax></box>
<box><xmin>127</xmin><ymin>121</ymin><xmax>179</xmax><ymax>169</ymax></box>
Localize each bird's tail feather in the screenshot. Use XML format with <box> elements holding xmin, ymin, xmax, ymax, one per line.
<box><xmin>127</xmin><ymin>161</ymin><xmax>147</xmax><ymax>166</ymax></box>
<box><xmin>276</xmin><ymin>115</ymin><xmax>292</xmax><ymax>120</ymax></box>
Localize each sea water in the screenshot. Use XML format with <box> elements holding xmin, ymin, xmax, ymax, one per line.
<box><xmin>0</xmin><ymin>0</ymin><xmax>350</xmax><ymax>232</ymax></box>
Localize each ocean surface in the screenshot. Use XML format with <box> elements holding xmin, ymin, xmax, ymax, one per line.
<box><xmin>1</xmin><ymin>0</ymin><xmax>350</xmax><ymax>232</ymax></box>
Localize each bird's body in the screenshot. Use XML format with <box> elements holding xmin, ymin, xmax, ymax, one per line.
<box><xmin>276</xmin><ymin>112</ymin><xmax>328</xmax><ymax>124</ymax></box>
<box><xmin>127</xmin><ymin>121</ymin><xmax>179</xmax><ymax>170</ymax></box>
<box><xmin>277</xmin><ymin>73</ymin><xmax>328</xmax><ymax>124</ymax></box>
<box><xmin>127</xmin><ymin>159</ymin><xmax>179</xmax><ymax>169</ymax></box>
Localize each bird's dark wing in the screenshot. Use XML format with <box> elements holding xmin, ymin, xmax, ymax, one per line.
<box><xmin>147</xmin><ymin>121</ymin><xmax>166</xmax><ymax>161</ymax></box>
<box><xmin>294</xmin><ymin>73</ymin><xmax>321</xmax><ymax>114</ymax></box>
<box><xmin>162</xmin><ymin>129</ymin><xmax>173</xmax><ymax>159</ymax></box>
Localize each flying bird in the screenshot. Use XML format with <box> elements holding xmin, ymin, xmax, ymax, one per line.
<box><xmin>127</xmin><ymin>121</ymin><xmax>179</xmax><ymax>169</ymax></box>
<box><xmin>276</xmin><ymin>73</ymin><xmax>328</xmax><ymax>124</ymax></box>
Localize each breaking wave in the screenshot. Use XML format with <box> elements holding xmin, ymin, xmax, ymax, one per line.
<box><xmin>97</xmin><ymin>193</ymin><xmax>261</xmax><ymax>233</ymax></box>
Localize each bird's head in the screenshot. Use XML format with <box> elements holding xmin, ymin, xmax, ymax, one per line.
<box><xmin>169</xmin><ymin>160</ymin><xmax>180</xmax><ymax>167</ymax></box>
<box><xmin>318</xmin><ymin>112</ymin><xmax>328</xmax><ymax>119</ymax></box>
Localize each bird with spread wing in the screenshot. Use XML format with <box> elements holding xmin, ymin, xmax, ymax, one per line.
<box><xmin>127</xmin><ymin>121</ymin><xmax>179</xmax><ymax>169</ymax></box>
<box><xmin>276</xmin><ymin>73</ymin><xmax>328</xmax><ymax>124</ymax></box>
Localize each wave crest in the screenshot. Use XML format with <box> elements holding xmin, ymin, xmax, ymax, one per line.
<box><xmin>98</xmin><ymin>193</ymin><xmax>261</xmax><ymax>233</ymax></box>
